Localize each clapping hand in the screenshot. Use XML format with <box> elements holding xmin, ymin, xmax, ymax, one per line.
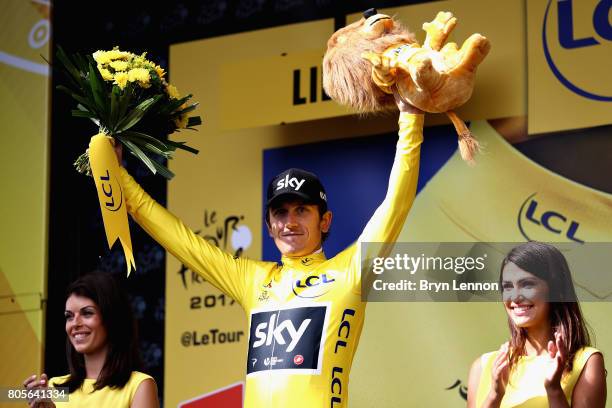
<box><xmin>23</xmin><ymin>374</ymin><xmax>56</xmax><ymax>408</ymax></box>
<box><xmin>544</xmin><ymin>331</ymin><xmax>568</xmax><ymax>391</ymax></box>
<box><xmin>483</xmin><ymin>342</ymin><xmax>510</xmax><ymax>407</ymax></box>
<box><xmin>491</xmin><ymin>342</ymin><xmax>510</xmax><ymax>398</ymax></box>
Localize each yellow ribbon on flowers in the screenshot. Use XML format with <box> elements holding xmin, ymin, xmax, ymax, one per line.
<box><xmin>88</xmin><ymin>134</ymin><xmax>136</xmax><ymax>275</ymax></box>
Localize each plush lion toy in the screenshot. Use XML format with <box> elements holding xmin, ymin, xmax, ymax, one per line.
<box><xmin>323</xmin><ymin>9</ymin><xmax>491</xmax><ymax>163</ymax></box>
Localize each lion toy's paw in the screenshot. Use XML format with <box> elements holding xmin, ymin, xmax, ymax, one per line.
<box><xmin>422</xmin><ymin>11</ymin><xmax>457</xmax><ymax>51</ymax></box>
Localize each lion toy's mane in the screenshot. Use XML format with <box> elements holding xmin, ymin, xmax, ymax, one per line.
<box><xmin>323</xmin><ymin>18</ymin><xmax>415</xmax><ymax>113</ymax></box>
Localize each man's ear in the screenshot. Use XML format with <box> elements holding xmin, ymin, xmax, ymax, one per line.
<box><xmin>264</xmin><ymin>208</ymin><xmax>274</xmax><ymax>237</ymax></box>
<box><xmin>320</xmin><ymin>210</ymin><xmax>333</xmax><ymax>233</ymax></box>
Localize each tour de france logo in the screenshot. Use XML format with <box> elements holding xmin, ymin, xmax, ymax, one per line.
<box><xmin>542</xmin><ymin>0</ymin><xmax>612</xmax><ymax>101</ymax></box>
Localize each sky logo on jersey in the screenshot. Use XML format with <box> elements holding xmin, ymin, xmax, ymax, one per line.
<box><xmin>518</xmin><ymin>193</ymin><xmax>585</xmax><ymax>243</ymax></box>
<box><xmin>542</xmin><ymin>0</ymin><xmax>612</xmax><ymax>101</ymax></box>
<box><xmin>292</xmin><ymin>272</ymin><xmax>336</xmax><ymax>298</ymax></box>
<box><xmin>276</xmin><ymin>174</ymin><xmax>306</xmax><ymax>191</ymax></box>
<box><xmin>247</xmin><ymin>305</ymin><xmax>328</xmax><ymax>375</ymax></box>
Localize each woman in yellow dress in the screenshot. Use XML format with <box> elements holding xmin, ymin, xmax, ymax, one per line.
<box><xmin>467</xmin><ymin>242</ymin><xmax>606</xmax><ymax>407</ymax></box>
<box><xmin>23</xmin><ymin>273</ymin><xmax>159</xmax><ymax>407</ymax></box>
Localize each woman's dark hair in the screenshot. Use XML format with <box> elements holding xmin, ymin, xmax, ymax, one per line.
<box><xmin>500</xmin><ymin>241</ymin><xmax>591</xmax><ymax>373</ymax></box>
<box><xmin>56</xmin><ymin>272</ymin><xmax>142</xmax><ymax>392</ymax></box>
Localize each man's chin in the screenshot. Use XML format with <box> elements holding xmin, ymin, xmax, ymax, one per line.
<box><xmin>282</xmin><ymin>249</ymin><xmax>305</xmax><ymax>257</ymax></box>
<box><xmin>279</xmin><ymin>245</ymin><xmax>310</xmax><ymax>257</ymax></box>
<box><xmin>277</xmin><ymin>239</ymin><xmax>320</xmax><ymax>257</ymax></box>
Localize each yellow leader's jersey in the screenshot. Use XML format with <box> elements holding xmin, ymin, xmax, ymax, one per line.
<box><xmin>119</xmin><ymin>113</ymin><xmax>424</xmax><ymax>408</ymax></box>
<box><xmin>351</xmin><ymin>120</ymin><xmax>612</xmax><ymax>407</ymax></box>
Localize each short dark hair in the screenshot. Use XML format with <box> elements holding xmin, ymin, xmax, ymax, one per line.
<box><xmin>265</xmin><ymin>199</ymin><xmax>330</xmax><ymax>243</ymax></box>
<box><xmin>56</xmin><ymin>272</ymin><xmax>142</xmax><ymax>393</ymax></box>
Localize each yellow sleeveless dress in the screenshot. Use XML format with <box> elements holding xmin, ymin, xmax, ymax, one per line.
<box><xmin>49</xmin><ymin>371</ymin><xmax>153</xmax><ymax>407</ymax></box>
<box><xmin>475</xmin><ymin>347</ymin><xmax>600</xmax><ymax>407</ymax></box>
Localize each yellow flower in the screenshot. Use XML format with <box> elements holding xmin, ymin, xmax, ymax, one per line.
<box><xmin>93</xmin><ymin>48</ymin><xmax>132</xmax><ymax>65</ymax></box>
<box><xmin>166</xmin><ymin>84</ymin><xmax>180</xmax><ymax>99</ymax></box>
<box><xmin>93</xmin><ymin>50</ymin><xmax>110</xmax><ymax>65</ymax></box>
<box><xmin>155</xmin><ymin>65</ymin><xmax>166</xmax><ymax>79</ymax></box>
<box><xmin>133</xmin><ymin>53</ymin><xmax>153</xmax><ymax>68</ymax></box>
<box><xmin>98</xmin><ymin>66</ymin><xmax>113</xmax><ymax>81</ymax></box>
<box><xmin>109</xmin><ymin>60</ymin><xmax>128</xmax><ymax>71</ymax></box>
<box><xmin>114</xmin><ymin>72</ymin><xmax>128</xmax><ymax>90</ymax></box>
<box><xmin>128</xmin><ymin>68</ymin><xmax>150</xmax><ymax>85</ymax></box>
<box><xmin>174</xmin><ymin>113</ymin><xmax>189</xmax><ymax>129</ymax></box>
<box><xmin>105</xmin><ymin>49</ymin><xmax>130</xmax><ymax>61</ymax></box>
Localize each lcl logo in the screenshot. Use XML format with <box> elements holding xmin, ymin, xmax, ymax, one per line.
<box><xmin>543</xmin><ymin>0</ymin><xmax>612</xmax><ymax>101</ymax></box>
<box><xmin>292</xmin><ymin>273</ymin><xmax>336</xmax><ymax>298</ymax></box>
<box><xmin>99</xmin><ymin>169</ymin><xmax>123</xmax><ymax>212</ymax></box>
<box><xmin>518</xmin><ymin>193</ymin><xmax>585</xmax><ymax>243</ymax></box>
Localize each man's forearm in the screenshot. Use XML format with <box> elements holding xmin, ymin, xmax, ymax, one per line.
<box><xmin>358</xmin><ymin>112</ymin><xmax>423</xmax><ymax>244</ymax></box>
<box><xmin>118</xmin><ymin>167</ymin><xmax>248</xmax><ymax>304</ymax></box>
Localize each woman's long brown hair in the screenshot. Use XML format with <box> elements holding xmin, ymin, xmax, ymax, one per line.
<box><xmin>500</xmin><ymin>242</ymin><xmax>591</xmax><ymax>374</ymax></box>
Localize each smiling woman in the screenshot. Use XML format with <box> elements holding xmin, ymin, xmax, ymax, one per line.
<box><xmin>23</xmin><ymin>273</ymin><xmax>159</xmax><ymax>408</ymax></box>
<box><xmin>467</xmin><ymin>242</ymin><xmax>606</xmax><ymax>408</ymax></box>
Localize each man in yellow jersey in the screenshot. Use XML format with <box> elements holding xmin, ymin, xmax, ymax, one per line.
<box><xmin>117</xmin><ymin>92</ymin><xmax>423</xmax><ymax>407</ymax></box>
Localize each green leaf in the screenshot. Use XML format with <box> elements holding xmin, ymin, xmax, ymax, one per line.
<box><xmin>120</xmin><ymin>134</ymin><xmax>170</xmax><ymax>158</ymax></box>
<box><xmin>55</xmin><ymin>47</ymin><xmax>79</xmax><ymax>77</ymax></box>
<box><xmin>71</xmin><ymin>109</ymin><xmax>97</xmax><ymax>118</ymax></box>
<box><xmin>117</xmin><ymin>106</ymin><xmax>147</xmax><ymax>133</ymax></box>
<box><xmin>122</xmin><ymin>139</ymin><xmax>157</xmax><ymax>175</ymax></box>
<box><xmin>139</xmin><ymin>142</ymin><xmax>173</xmax><ymax>158</ymax></box>
<box><xmin>75</xmin><ymin>53</ymin><xmax>91</xmax><ymax>74</ymax></box>
<box><xmin>174</xmin><ymin>102</ymin><xmax>198</xmax><ymax>116</ymax></box>
<box><xmin>109</xmin><ymin>86</ymin><xmax>120</xmax><ymax>131</ymax></box>
<box><xmin>164</xmin><ymin>139</ymin><xmax>199</xmax><ymax>154</ymax></box>
<box><xmin>120</xmin><ymin>131</ymin><xmax>170</xmax><ymax>152</ymax></box>
<box><xmin>157</xmin><ymin>94</ymin><xmax>192</xmax><ymax>115</ymax></box>
<box><xmin>55</xmin><ymin>46</ymin><xmax>85</xmax><ymax>90</ymax></box>
<box><xmin>71</xmin><ymin>103</ymin><xmax>97</xmax><ymax>118</ymax></box>
<box><xmin>187</xmin><ymin>116</ymin><xmax>202</xmax><ymax>127</ymax></box>
<box><xmin>150</xmin><ymin>158</ymin><xmax>175</xmax><ymax>179</ymax></box>
<box><xmin>56</xmin><ymin>85</ymin><xmax>97</xmax><ymax>114</ymax></box>
<box><xmin>116</xmin><ymin>95</ymin><xmax>162</xmax><ymax>132</ymax></box>
<box><xmin>116</xmin><ymin>85</ymin><xmax>133</xmax><ymax>125</ymax></box>
<box><xmin>87</xmin><ymin>58</ymin><xmax>109</xmax><ymax>122</ymax></box>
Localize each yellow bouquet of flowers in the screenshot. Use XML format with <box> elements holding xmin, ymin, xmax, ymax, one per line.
<box><xmin>56</xmin><ymin>46</ymin><xmax>201</xmax><ymax>179</ymax></box>
<box><xmin>54</xmin><ymin>46</ymin><xmax>202</xmax><ymax>274</ymax></box>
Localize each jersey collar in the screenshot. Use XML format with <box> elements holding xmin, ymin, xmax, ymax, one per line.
<box><xmin>281</xmin><ymin>250</ymin><xmax>327</xmax><ymax>270</ymax></box>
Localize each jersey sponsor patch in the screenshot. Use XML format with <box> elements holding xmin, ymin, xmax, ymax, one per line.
<box><xmin>247</xmin><ymin>304</ymin><xmax>329</xmax><ymax>375</ymax></box>
<box><xmin>292</xmin><ymin>272</ymin><xmax>337</xmax><ymax>298</ymax></box>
